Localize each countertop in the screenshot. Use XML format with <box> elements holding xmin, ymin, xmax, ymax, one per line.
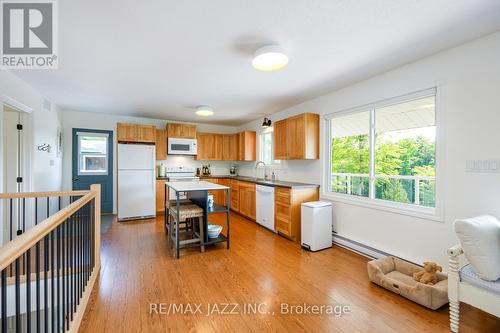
<box><xmin>158</xmin><ymin>175</ymin><xmax>320</xmax><ymax>189</ymax></box>
<box><xmin>166</xmin><ymin>180</ymin><xmax>229</xmax><ymax>192</ymax></box>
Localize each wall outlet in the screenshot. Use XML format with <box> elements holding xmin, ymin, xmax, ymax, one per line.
<box><xmin>466</xmin><ymin>159</ymin><xmax>500</xmax><ymax>173</ymax></box>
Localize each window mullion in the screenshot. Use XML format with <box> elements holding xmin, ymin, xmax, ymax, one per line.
<box><xmin>369</xmin><ymin>108</ymin><xmax>376</xmax><ymax>199</ymax></box>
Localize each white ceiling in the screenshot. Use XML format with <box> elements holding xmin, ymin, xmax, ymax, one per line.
<box><xmin>11</xmin><ymin>0</ymin><xmax>500</xmax><ymax>125</ymax></box>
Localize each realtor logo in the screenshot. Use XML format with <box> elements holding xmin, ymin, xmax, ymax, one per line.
<box><xmin>1</xmin><ymin>0</ymin><xmax>57</xmax><ymax>68</ymax></box>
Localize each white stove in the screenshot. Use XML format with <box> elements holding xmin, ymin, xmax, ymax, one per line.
<box><xmin>165</xmin><ymin>166</ymin><xmax>199</xmax><ymax>180</ymax></box>
<box><xmin>165</xmin><ymin>166</ymin><xmax>199</xmax><ymax>198</ymax></box>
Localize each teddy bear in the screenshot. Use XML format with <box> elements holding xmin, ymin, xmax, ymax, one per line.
<box><xmin>413</xmin><ymin>261</ymin><xmax>442</xmax><ymax>285</ymax></box>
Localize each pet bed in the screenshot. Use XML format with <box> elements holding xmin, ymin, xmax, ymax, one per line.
<box><xmin>367</xmin><ymin>256</ymin><xmax>448</xmax><ymax>310</ymax></box>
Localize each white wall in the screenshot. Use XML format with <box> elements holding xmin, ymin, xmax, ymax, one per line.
<box><xmin>0</xmin><ymin>70</ymin><xmax>63</xmax><ymax>243</ymax></box>
<box><xmin>0</xmin><ymin>70</ymin><xmax>63</xmax><ymax>195</ymax></box>
<box><xmin>238</xmin><ymin>31</ymin><xmax>500</xmax><ymax>267</ymax></box>
<box><xmin>60</xmin><ymin>110</ymin><xmax>238</xmax><ymax>213</ymax></box>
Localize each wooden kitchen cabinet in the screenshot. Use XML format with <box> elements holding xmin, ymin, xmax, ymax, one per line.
<box><xmin>222</xmin><ymin>134</ymin><xmax>238</xmax><ymax>160</ymax></box>
<box><xmin>237</xmin><ymin>131</ymin><xmax>256</xmax><ymax>161</ymax></box>
<box><xmin>218</xmin><ymin>178</ymin><xmax>231</xmax><ymax>206</ymax></box>
<box><xmin>167</xmin><ymin>123</ymin><xmax>197</xmax><ymax>139</ymax></box>
<box><xmin>156</xmin><ymin>180</ymin><xmax>167</xmax><ymax>213</ymax></box>
<box><xmin>196</xmin><ymin>133</ymin><xmax>223</xmax><ymax>160</ymax></box>
<box><xmin>205</xmin><ymin>178</ymin><xmax>230</xmax><ymax>207</ymax></box>
<box><xmin>117</xmin><ymin>123</ymin><xmax>138</xmax><ymax>142</ymax></box>
<box><xmin>273</xmin><ymin>113</ymin><xmax>319</xmax><ymax>160</ymax></box>
<box><xmin>274</xmin><ymin>186</ymin><xmax>319</xmax><ymax>242</ymax></box>
<box><xmin>230</xmin><ymin>179</ymin><xmax>240</xmax><ymax>212</ymax></box>
<box><xmin>274</xmin><ymin>119</ymin><xmax>288</xmax><ymax>160</ymax></box>
<box><xmin>137</xmin><ymin>125</ymin><xmax>156</xmax><ymax>143</ymax></box>
<box><xmin>238</xmin><ymin>181</ymin><xmax>256</xmax><ymax>221</ymax></box>
<box><xmin>155</xmin><ymin>129</ymin><xmax>167</xmax><ymax>160</ymax></box>
<box><xmin>117</xmin><ymin>123</ymin><xmax>156</xmax><ymax>143</ymax></box>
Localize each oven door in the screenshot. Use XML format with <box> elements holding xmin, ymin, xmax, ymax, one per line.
<box><xmin>168</xmin><ymin>138</ymin><xmax>197</xmax><ymax>155</ymax></box>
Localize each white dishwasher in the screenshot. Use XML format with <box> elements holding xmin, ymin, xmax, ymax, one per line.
<box><xmin>256</xmin><ymin>185</ymin><xmax>275</xmax><ymax>231</ymax></box>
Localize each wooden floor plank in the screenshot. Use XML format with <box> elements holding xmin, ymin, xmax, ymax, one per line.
<box><xmin>79</xmin><ymin>213</ymin><xmax>499</xmax><ymax>333</ymax></box>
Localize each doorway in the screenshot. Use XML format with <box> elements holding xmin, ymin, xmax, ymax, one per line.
<box><xmin>72</xmin><ymin>128</ymin><xmax>113</xmax><ymax>213</ymax></box>
<box><xmin>1</xmin><ymin>103</ymin><xmax>30</xmax><ymax>244</ymax></box>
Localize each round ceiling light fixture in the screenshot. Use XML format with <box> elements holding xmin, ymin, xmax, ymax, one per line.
<box><xmin>195</xmin><ymin>105</ymin><xmax>214</xmax><ymax>117</ymax></box>
<box><xmin>252</xmin><ymin>44</ymin><xmax>288</xmax><ymax>72</ymax></box>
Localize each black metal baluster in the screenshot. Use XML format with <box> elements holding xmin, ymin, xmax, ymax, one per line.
<box><xmin>34</xmin><ymin>198</ymin><xmax>40</xmax><ymax>333</ymax></box>
<box><xmin>27</xmin><ymin>248</ymin><xmax>31</xmax><ymax>333</ymax></box>
<box><xmin>62</xmin><ymin>221</ymin><xmax>66</xmax><ymax>332</ymax></box>
<box><xmin>57</xmin><ymin>225</ymin><xmax>61</xmax><ymax>332</ymax></box>
<box><xmin>66</xmin><ymin>216</ymin><xmax>71</xmax><ymax>327</ymax></box>
<box><xmin>1</xmin><ymin>269</ymin><xmax>6</xmax><ymax>333</ymax></box>
<box><xmin>71</xmin><ymin>213</ymin><xmax>75</xmax><ymax>319</ymax></box>
<box><xmin>47</xmin><ymin>196</ymin><xmax>51</xmax><ymax>333</ymax></box>
<box><xmin>78</xmin><ymin>206</ymin><xmax>82</xmax><ymax>301</ymax></box>
<box><xmin>44</xmin><ymin>234</ymin><xmax>49</xmax><ymax>333</ymax></box>
<box><xmin>51</xmin><ymin>230</ymin><xmax>55</xmax><ymax>333</ymax></box>
<box><xmin>91</xmin><ymin>199</ymin><xmax>95</xmax><ymax>270</ymax></box>
<box><xmin>9</xmin><ymin>199</ymin><xmax>13</xmax><ymax>275</ymax></box>
<box><xmin>15</xmin><ymin>258</ymin><xmax>20</xmax><ymax>332</ymax></box>
<box><xmin>22</xmin><ymin>198</ymin><xmax>26</xmax><ymax>276</ymax></box>
<box><xmin>36</xmin><ymin>240</ymin><xmax>40</xmax><ymax>333</ymax></box>
<box><xmin>85</xmin><ymin>203</ymin><xmax>89</xmax><ymax>284</ymax></box>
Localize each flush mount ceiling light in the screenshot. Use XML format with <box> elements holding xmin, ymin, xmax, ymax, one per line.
<box><xmin>252</xmin><ymin>45</ymin><xmax>288</xmax><ymax>72</ymax></box>
<box><xmin>195</xmin><ymin>105</ymin><xmax>214</xmax><ymax>117</ymax></box>
<box><xmin>261</xmin><ymin>117</ymin><xmax>272</xmax><ymax>128</ymax></box>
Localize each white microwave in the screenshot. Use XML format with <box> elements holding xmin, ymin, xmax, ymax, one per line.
<box><xmin>168</xmin><ymin>138</ymin><xmax>197</xmax><ymax>155</ymax></box>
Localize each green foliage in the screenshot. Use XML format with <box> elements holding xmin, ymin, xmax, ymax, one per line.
<box><xmin>331</xmin><ymin>133</ymin><xmax>436</xmax><ymax>206</ymax></box>
<box><xmin>331</xmin><ymin>135</ymin><xmax>369</xmax><ymax>173</ymax></box>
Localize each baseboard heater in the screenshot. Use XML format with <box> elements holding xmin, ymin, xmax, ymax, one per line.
<box><xmin>332</xmin><ymin>233</ymin><xmax>392</xmax><ymax>260</ymax></box>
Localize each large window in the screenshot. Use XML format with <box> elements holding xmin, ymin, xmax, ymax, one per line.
<box><xmin>328</xmin><ymin>90</ymin><xmax>436</xmax><ymax>209</ymax></box>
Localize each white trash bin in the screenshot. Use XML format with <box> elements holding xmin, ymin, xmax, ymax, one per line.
<box><xmin>301</xmin><ymin>201</ymin><xmax>332</xmax><ymax>251</ymax></box>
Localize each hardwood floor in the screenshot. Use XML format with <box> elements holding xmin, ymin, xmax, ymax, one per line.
<box><xmin>79</xmin><ymin>213</ymin><xmax>499</xmax><ymax>333</ymax></box>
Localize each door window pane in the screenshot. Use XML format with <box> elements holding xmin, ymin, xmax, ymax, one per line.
<box><xmin>78</xmin><ymin>134</ymin><xmax>108</xmax><ymax>175</ymax></box>
<box><xmin>374</xmin><ymin>96</ymin><xmax>436</xmax><ymax>206</ymax></box>
<box><xmin>330</xmin><ymin>111</ymin><xmax>370</xmax><ymax>197</ymax></box>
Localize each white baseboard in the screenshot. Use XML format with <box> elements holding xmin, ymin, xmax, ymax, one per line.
<box><xmin>332</xmin><ymin>234</ymin><xmax>391</xmax><ymax>260</ymax></box>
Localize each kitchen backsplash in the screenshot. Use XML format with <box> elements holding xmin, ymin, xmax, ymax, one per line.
<box><xmin>156</xmin><ymin>155</ymin><xmax>232</xmax><ymax>176</ymax></box>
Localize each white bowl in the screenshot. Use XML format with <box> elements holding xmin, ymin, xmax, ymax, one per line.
<box><xmin>207</xmin><ymin>224</ymin><xmax>223</xmax><ymax>238</ymax></box>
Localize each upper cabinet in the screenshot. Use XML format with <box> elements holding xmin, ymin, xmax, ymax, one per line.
<box><xmin>238</xmin><ymin>131</ymin><xmax>256</xmax><ymax>161</ymax></box>
<box><xmin>274</xmin><ymin>113</ymin><xmax>319</xmax><ymax>160</ymax></box>
<box><xmin>196</xmin><ymin>133</ymin><xmax>222</xmax><ymax>160</ymax></box>
<box><xmin>222</xmin><ymin>134</ymin><xmax>238</xmax><ymax>161</ymax></box>
<box><xmin>167</xmin><ymin>123</ymin><xmax>197</xmax><ymax>139</ymax></box>
<box><xmin>117</xmin><ymin>123</ymin><xmax>156</xmax><ymax>143</ymax></box>
<box><xmin>155</xmin><ymin>129</ymin><xmax>167</xmax><ymax>160</ymax></box>
<box><xmin>195</xmin><ymin>131</ymin><xmax>255</xmax><ymax>161</ymax></box>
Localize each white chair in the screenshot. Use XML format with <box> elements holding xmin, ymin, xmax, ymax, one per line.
<box><xmin>447</xmin><ymin>244</ymin><xmax>500</xmax><ymax>332</ymax></box>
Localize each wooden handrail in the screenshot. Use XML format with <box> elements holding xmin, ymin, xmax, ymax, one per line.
<box><xmin>0</xmin><ymin>190</ymin><xmax>89</xmax><ymax>199</ymax></box>
<box><xmin>0</xmin><ymin>191</ymin><xmax>96</xmax><ymax>271</ymax></box>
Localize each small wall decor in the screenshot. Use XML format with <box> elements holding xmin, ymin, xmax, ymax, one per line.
<box><xmin>56</xmin><ymin>127</ymin><xmax>63</xmax><ymax>157</ymax></box>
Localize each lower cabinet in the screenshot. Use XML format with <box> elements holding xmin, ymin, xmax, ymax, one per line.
<box><xmin>274</xmin><ymin>187</ymin><xmax>319</xmax><ymax>242</ymax></box>
<box><xmin>202</xmin><ymin>177</ymin><xmax>319</xmax><ymax>243</ymax></box>
<box><xmin>156</xmin><ymin>180</ymin><xmax>166</xmax><ymax>213</ymax></box>
<box><xmin>230</xmin><ymin>179</ymin><xmax>240</xmax><ymax>212</ymax></box>
<box><xmin>238</xmin><ymin>181</ymin><xmax>256</xmax><ymax>221</ymax></box>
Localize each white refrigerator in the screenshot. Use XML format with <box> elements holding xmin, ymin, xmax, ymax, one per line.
<box><xmin>118</xmin><ymin>144</ymin><xmax>156</xmax><ymax>221</ymax></box>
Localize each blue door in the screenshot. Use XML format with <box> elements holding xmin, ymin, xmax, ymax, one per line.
<box><xmin>72</xmin><ymin>129</ymin><xmax>113</xmax><ymax>213</ymax></box>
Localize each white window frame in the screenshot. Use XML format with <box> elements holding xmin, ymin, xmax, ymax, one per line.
<box><xmin>322</xmin><ymin>87</ymin><xmax>444</xmax><ymax>222</ymax></box>
<box><xmin>258</xmin><ymin>127</ymin><xmax>280</xmax><ymax>166</ymax></box>
<box><xmin>77</xmin><ymin>132</ymin><xmax>109</xmax><ymax>176</ymax></box>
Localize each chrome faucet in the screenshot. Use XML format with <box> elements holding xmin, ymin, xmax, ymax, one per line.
<box><xmin>255</xmin><ymin>161</ymin><xmax>269</xmax><ymax>180</ymax></box>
